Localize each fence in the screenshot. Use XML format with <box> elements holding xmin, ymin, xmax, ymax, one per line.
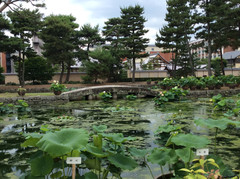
<box><xmin>127</xmin><ymin>68</ymin><xmax>240</xmax><ymax>78</ymax></box>
<box><xmin>3</xmin><ymin>72</ymin><xmax>87</xmax><ymax>84</ymax></box>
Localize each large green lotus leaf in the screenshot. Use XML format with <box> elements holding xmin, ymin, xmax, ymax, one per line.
<box><xmin>155</xmin><ymin>125</ymin><xmax>181</xmax><ymax>134</ymax></box>
<box><xmin>36</xmin><ymin>128</ymin><xmax>89</xmax><ymax>157</ymax></box>
<box><xmin>175</xmin><ymin>147</ymin><xmax>194</xmax><ymax>164</ymax></box>
<box><xmin>84</xmin><ymin>158</ymin><xmax>101</xmax><ymax>170</ymax></box>
<box><xmin>108</xmin><ymin>153</ymin><xmax>138</xmax><ymax>170</ymax></box>
<box><xmin>50</xmin><ymin>171</ymin><xmax>62</xmax><ymax>179</ymax></box>
<box><xmin>21</xmin><ymin>137</ymin><xmax>40</xmax><ymax>147</ymax></box>
<box><xmin>92</xmin><ymin>125</ymin><xmax>107</xmax><ymax>133</ymax></box>
<box><xmin>31</xmin><ymin>155</ymin><xmax>53</xmax><ymax>176</ymax></box>
<box><xmin>129</xmin><ymin>147</ymin><xmax>148</xmax><ymax>158</ymax></box>
<box><xmin>147</xmin><ymin>148</ymin><xmax>172</xmax><ymax>166</ymax></box>
<box><xmin>84</xmin><ymin>171</ymin><xmax>98</xmax><ymax>179</ymax></box>
<box><xmin>194</xmin><ymin>118</ymin><xmax>239</xmax><ymax>130</ymax></box>
<box><xmin>103</xmin><ymin>133</ymin><xmax>134</xmax><ymax>144</ymax></box>
<box><xmin>171</xmin><ymin>134</ymin><xmax>210</xmax><ymax>149</ymax></box>
<box><xmin>86</xmin><ymin>144</ymin><xmax>108</xmax><ymax>158</ymax></box>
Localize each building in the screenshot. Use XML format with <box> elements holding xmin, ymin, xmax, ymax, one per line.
<box><xmin>0</xmin><ymin>52</ymin><xmax>15</xmax><ymax>73</ymax></box>
<box><xmin>190</xmin><ymin>39</ymin><xmax>235</xmax><ymax>59</ymax></box>
<box><xmin>223</xmin><ymin>50</ymin><xmax>240</xmax><ymax>68</ymax></box>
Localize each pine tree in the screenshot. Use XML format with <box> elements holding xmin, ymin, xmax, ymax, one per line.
<box><xmin>120</xmin><ymin>5</ymin><xmax>149</xmax><ymax>83</ymax></box>
<box><xmin>156</xmin><ymin>0</ymin><xmax>195</xmax><ymax>77</ymax></box>
<box><xmin>7</xmin><ymin>8</ymin><xmax>42</xmax><ymax>86</ymax></box>
<box><xmin>78</xmin><ymin>24</ymin><xmax>103</xmax><ymax>53</ymax></box>
<box><xmin>102</xmin><ymin>17</ymin><xmax>125</xmax><ymax>81</ymax></box>
<box><xmin>40</xmin><ymin>15</ymin><xmax>79</xmax><ymax>83</ymax></box>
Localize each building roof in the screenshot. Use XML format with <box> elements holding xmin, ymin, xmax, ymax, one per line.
<box><xmin>223</xmin><ymin>51</ymin><xmax>240</xmax><ymax>60</ymax></box>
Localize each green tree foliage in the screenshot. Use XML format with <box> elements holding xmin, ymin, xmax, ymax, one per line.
<box><xmin>40</xmin><ymin>14</ymin><xmax>79</xmax><ymax>83</ymax></box>
<box><xmin>211</xmin><ymin>57</ymin><xmax>227</xmax><ymax>76</ymax></box>
<box><xmin>0</xmin><ymin>0</ymin><xmax>45</xmax><ymax>12</ymax></box>
<box><xmin>102</xmin><ymin>17</ymin><xmax>125</xmax><ymax>81</ymax></box>
<box><xmin>78</xmin><ymin>24</ymin><xmax>103</xmax><ymax>53</ymax></box>
<box><xmin>0</xmin><ymin>14</ymin><xmax>10</xmax><ymax>51</ymax></box>
<box><xmin>84</xmin><ymin>48</ymin><xmax>120</xmax><ymax>83</ymax></box>
<box><xmin>0</xmin><ymin>66</ymin><xmax>5</xmax><ymax>84</ymax></box>
<box><xmin>24</xmin><ymin>56</ymin><xmax>54</xmax><ymax>84</ymax></box>
<box><xmin>156</xmin><ymin>0</ymin><xmax>195</xmax><ymax>77</ymax></box>
<box><xmin>7</xmin><ymin>8</ymin><xmax>42</xmax><ymax>86</ymax></box>
<box><xmin>120</xmin><ymin>5</ymin><xmax>149</xmax><ymax>83</ymax></box>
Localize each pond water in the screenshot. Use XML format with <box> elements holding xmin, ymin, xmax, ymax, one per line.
<box><xmin>0</xmin><ymin>98</ymin><xmax>240</xmax><ymax>178</ymax></box>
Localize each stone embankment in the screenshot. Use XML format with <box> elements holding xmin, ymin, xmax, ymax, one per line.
<box><xmin>0</xmin><ymin>84</ymin><xmax>240</xmax><ymax>105</ymax></box>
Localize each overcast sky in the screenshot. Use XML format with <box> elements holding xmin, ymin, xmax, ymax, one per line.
<box><xmin>39</xmin><ymin>0</ymin><xmax>167</xmax><ymax>44</ymax></box>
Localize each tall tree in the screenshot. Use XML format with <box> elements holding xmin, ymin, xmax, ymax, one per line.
<box><xmin>120</xmin><ymin>5</ymin><xmax>149</xmax><ymax>83</ymax></box>
<box><xmin>7</xmin><ymin>8</ymin><xmax>42</xmax><ymax>86</ymax></box>
<box><xmin>0</xmin><ymin>0</ymin><xmax>44</xmax><ymax>13</ymax></box>
<box><xmin>193</xmin><ymin>0</ymin><xmax>216</xmax><ymax>76</ymax></box>
<box><xmin>0</xmin><ymin>14</ymin><xmax>10</xmax><ymax>51</ymax></box>
<box><xmin>40</xmin><ymin>14</ymin><xmax>79</xmax><ymax>83</ymax></box>
<box><xmin>156</xmin><ymin>0</ymin><xmax>195</xmax><ymax>77</ymax></box>
<box><xmin>102</xmin><ymin>17</ymin><xmax>125</xmax><ymax>81</ymax></box>
<box><xmin>78</xmin><ymin>24</ymin><xmax>103</xmax><ymax>53</ymax></box>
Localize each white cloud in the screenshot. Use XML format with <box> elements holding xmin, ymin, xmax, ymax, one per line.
<box><xmin>39</xmin><ymin>0</ymin><xmax>166</xmax><ymax>44</ymax></box>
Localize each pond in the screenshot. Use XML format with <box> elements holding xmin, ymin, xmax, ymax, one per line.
<box><xmin>0</xmin><ymin>98</ymin><xmax>240</xmax><ymax>178</ymax></box>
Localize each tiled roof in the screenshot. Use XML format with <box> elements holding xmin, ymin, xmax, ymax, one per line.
<box><xmin>223</xmin><ymin>51</ymin><xmax>240</xmax><ymax>60</ymax></box>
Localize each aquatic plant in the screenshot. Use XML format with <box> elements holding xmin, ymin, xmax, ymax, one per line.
<box><xmin>21</xmin><ymin>125</ymin><xmax>139</xmax><ymax>178</ymax></box>
<box><xmin>0</xmin><ymin>100</ymin><xmax>30</xmax><ymax>114</ymax></box>
<box><xmin>126</xmin><ymin>94</ymin><xmax>137</xmax><ymax>100</ymax></box>
<box><xmin>194</xmin><ymin>118</ymin><xmax>240</xmax><ymax>154</ymax></box>
<box><xmin>99</xmin><ymin>91</ymin><xmax>112</xmax><ymax>101</ymax></box>
<box><xmin>180</xmin><ymin>158</ymin><xmax>220</xmax><ymax>179</ymax></box>
<box><xmin>154</xmin><ymin>87</ymin><xmax>188</xmax><ymax>106</ymax></box>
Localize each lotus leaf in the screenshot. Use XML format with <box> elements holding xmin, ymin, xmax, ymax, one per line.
<box><xmin>155</xmin><ymin>124</ymin><xmax>181</xmax><ymax>134</ymax></box>
<box><xmin>31</xmin><ymin>155</ymin><xmax>53</xmax><ymax>176</ymax></box>
<box><xmin>194</xmin><ymin>118</ymin><xmax>240</xmax><ymax>130</ymax></box>
<box><xmin>84</xmin><ymin>158</ymin><xmax>101</xmax><ymax>170</ymax></box>
<box><xmin>36</xmin><ymin>128</ymin><xmax>89</xmax><ymax>157</ymax></box>
<box><xmin>86</xmin><ymin>144</ymin><xmax>108</xmax><ymax>158</ymax></box>
<box><xmin>175</xmin><ymin>147</ymin><xmax>194</xmax><ymax>164</ymax></box>
<box><xmin>83</xmin><ymin>171</ymin><xmax>98</xmax><ymax>179</ymax></box>
<box><xmin>147</xmin><ymin>148</ymin><xmax>175</xmax><ymax>166</ymax></box>
<box><xmin>171</xmin><ymin>134</ymin><xmax>210</xmax><ymax>149</ymax></box>
<box><xmin>50</xmin><ymin>171</ymin><xmax>62</xmax><ymax>178</ymax></box>
<box><xmin>103</xmin><ymin>133</ymin><xmax>135</xmax><ymax>144</ymax></box>
<box><xmin>129</xmin><ymin>147</ymin><xmax>148</xmax><ymax>158</ymax></box>
<box><xmin>108</xmin><ymin>153</ymin><xmax>138</xmax><ymax>170</ymax></box>
<box><xmin>92</xmin><ymin>125</ymin><xmax>107</xmax><ymax>133</ymax></box>
<box><xmin>21</xmin><ymin>137</ymin><xmax>40</xmax><ymax>148</ymax></box>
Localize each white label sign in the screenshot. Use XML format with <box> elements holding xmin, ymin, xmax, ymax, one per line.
<box><xmin>66</xmin><ymin>157</ymin><xmax>81</xmax><ymax>164</ymax></box>
<box><xmin>196</xmin><ymin>148</ymin><xmax>209</xmax><ymax>156</ymax></box>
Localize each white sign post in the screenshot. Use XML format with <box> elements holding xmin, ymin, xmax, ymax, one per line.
<box><xmin>66</xmin><ymin>157</ymin><xmax>81</xmax><ymax>179</ymax></box>
<box><xmin>196</xmin><ymin>149</ymin><xmax>209</xmax><ymax>170</ymax></box>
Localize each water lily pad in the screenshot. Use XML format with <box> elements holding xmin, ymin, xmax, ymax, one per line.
<box><xmin>36</xmin><ymin>128</ymin><xmax>89</xmax><ymax>157</ymax></box>
<box><xmin>171</xmin><ymin>133</ymin><xmax>210</xmax><ymax>149</ymax></box>
<box><xmin>108</xmin><ymin>153</ymin><xmax>138</xmax><ymax>170</ymax></box>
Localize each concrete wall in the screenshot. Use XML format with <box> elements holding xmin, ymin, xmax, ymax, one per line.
<box><xmin>3</xmin><ymin>72</ymin><xmax>87</xmax><ymax>84</ymax></box>
<box><xmin>127</xmin><ymin>68</ymin><xmax>240</xmax><ymax>78</ymax></box>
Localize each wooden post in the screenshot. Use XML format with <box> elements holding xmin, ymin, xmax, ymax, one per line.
<box><xmin>72</xmin><ymin>164</ymin><xmax>76</xmax><ymax>179</ymax></box>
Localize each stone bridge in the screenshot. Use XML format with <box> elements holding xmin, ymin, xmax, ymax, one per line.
<box><xmin>62</xmin><ymin>85</ymin><xmax>159</xmax><ymax>101</ymax></box>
